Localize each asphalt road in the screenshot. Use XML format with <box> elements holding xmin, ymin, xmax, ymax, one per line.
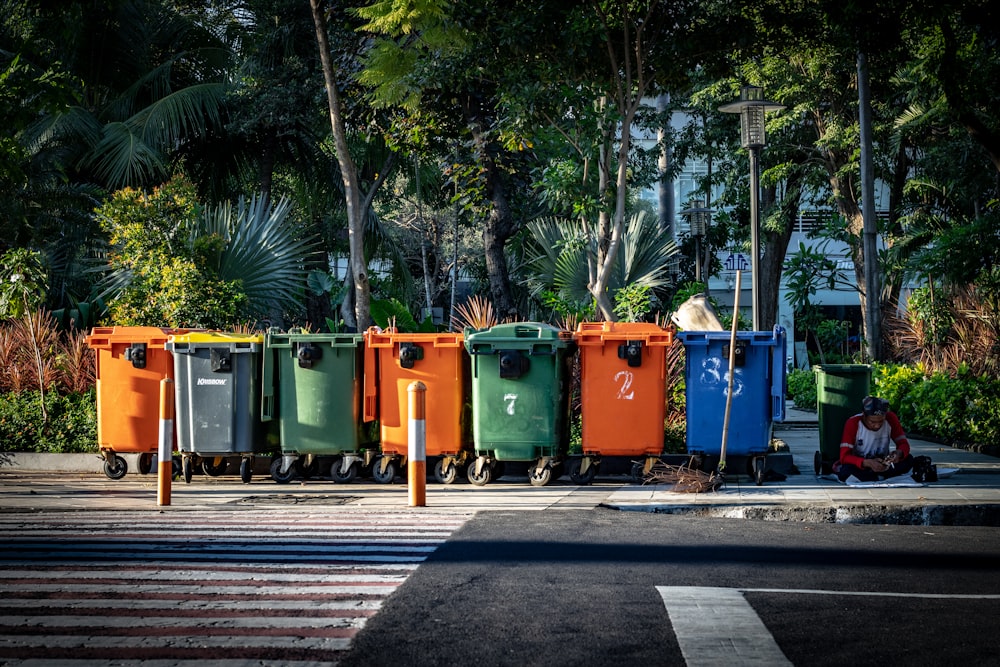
<box><xmin>339</xmin><ymin>508</ymin><xmax>1000</xmax><ymax>667</ymax></box>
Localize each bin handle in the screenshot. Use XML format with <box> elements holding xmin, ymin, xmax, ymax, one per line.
<box><xmin>362</xmin><ymin>338</ymin><xmax>378</xmax><ymax>423</ymax></box>
<box><xmin>261</xmin><ymin>346</ymin><xmax>275</xmax><ymax>422</ymax></box>
<box><xmin>770</xmin><ymin>325</ymin><xmax>787</xmax><ymax>422</ymax></box>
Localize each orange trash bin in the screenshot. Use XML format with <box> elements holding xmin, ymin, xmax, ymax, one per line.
<box><xmin>573</xmin><ymin>321</ymin><xmax>675</xmax><ymax>484</ymax></box>
<box><xmin>85</xmin><ymin>326</ymin><xmax>192</xmax><ymax>480</ymax></box>
<box><xmin>364</xmin><ymin>328</ymin><xmax>470</xmax><ymax>484</ymax></box>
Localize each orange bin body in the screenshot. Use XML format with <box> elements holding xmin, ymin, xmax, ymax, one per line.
<box><xmin>575</xmin><ymin>321</ymin><xmax>675</xmax><ymax>457</ymax></box>
<box><xmin>85</xmin><ymin>326</ymin><xmax>188</xmax><ymax>454</ymax></box>
<box><xmin>364</xmin><ymin>329</ymin><xmax>468</xmax><ymax>458</ymax></box>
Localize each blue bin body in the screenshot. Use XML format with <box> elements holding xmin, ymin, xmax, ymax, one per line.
<box><xmin>678</xmin><ymin>326</ymin><xmax>786</xmax><ymax>457</ymax></box>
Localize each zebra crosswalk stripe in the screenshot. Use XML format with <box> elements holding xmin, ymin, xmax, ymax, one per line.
<box><xmin>0</xmin><ymin>508</ymin><xmax>473</xmax><ymax>665</ymax></box>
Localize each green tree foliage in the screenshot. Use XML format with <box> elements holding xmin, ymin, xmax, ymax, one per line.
<box><xmin>97</xmin><ymin>178</ymin><xmax>248</xmax><ymax>328</ymax></box>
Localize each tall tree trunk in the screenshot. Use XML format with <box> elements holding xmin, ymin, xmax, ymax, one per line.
<box><xmin>857</xmin><ymin>49</ymin><xmax>882</xmax><ymax>360</ymax></box>
<box><xmin>760</xmin><ymin>175</ymin><xmax>802</xmax><ymax>330</ymax></box>
<box><xmin>310</xmin><ymin>0</ymin><xmax>370</xmax><ymax>331</ymax></box>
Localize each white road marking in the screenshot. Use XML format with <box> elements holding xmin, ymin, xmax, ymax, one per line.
<box><xmin>656</xmin><ymin>586</ymin><xmax>792</xmax><ymax>666</ymax></box>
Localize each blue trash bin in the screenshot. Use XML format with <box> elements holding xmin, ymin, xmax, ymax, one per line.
<box><xmin>678</xmin><ymin>326</ymin><xmax>786</xmax><ymax>483</ymax></box>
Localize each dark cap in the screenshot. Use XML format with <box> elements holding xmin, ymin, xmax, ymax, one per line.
<box><xmin>862</xmin><ymin>395</ymin><xmax>889</xmax><ymax>416</ymax></box>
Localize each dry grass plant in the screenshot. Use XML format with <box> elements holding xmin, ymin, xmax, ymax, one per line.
<box><xmin>0</xmin><ymin>311</ymin><xmax>96</xmax><ymax>397</ymax></box>
<box><xmin>451</xmin><ymin>295</ymin><xmax>499</xmax><ymax>331</ymax></box>
<box><xmin>885</xmin><ymin>285</ymin><xmax>1000</xmax><ymax>377</ymax></box>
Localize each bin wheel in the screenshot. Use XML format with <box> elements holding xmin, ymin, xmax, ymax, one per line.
<box><xmin>270</xmin><ymin>458</ymin><xmax>296</xmax><ymax>484</ymax></box>
<box><xmin>814</xmin><ymin>450</ymin><xmax>823</xmax><ymax>475</ymax></box>
<box><xmin>753</xmin><ymin>457</ymin><xmax>765</xmax><ymax>486</ymax></box>
<box><xmin>630</xmin><ymin>462</ymin><xmax>645</xmax><ymax>484</ymax></box>
<box><xmin>528</xmin><ymin>464</ymin><xmax>553</xmax><ymax>487</ymax></box>
<box><xmin>138</xmin><ymin>453</ymin><xmax>154</xmax><ymax>475</ymax></box>
<box><xmin>296</xmin><ymin>457</ymin><xmax>320</xmax><ymax>479</ymax></box>
<box><xmin>434</xmin><ymin>459</ymin><xmax>459</xmax><ymax>485</ymax></box>
<box><xmin>330</xmin><ymin>458</ymin><xmax>359</xmax><ymax>484</ymax></box>
<box><xmin>172</xmin><ymin>456</ymin><xmax>182</xmax><ymax>480</ymax></box>
<box><xmin>467</xmin><ymin>462</ymin><xmax>492</xmax><ymax>486</ymax></box>
<box><xmin>202</xmin><ymin>456</ymin><xmax>228</xmax><ymax>476</ymax></box>
<box><xmin>568</xmin><ymin>459</ymin><xmax>597</xmax><ymax>486</ymax></box>
<box><xmin>239</xmin><ymin>457</ymin><xmax>253</xmax><ymax>484</ymax></box>
<box><xmin>182</xmin><ymin>456</ymin><xmax>194</xmax><ymax>484</ymax></box>
<box><xmin>103</xmin><ymin>455</ymin><xmax>128</xmax><ymax>480</ymax></box>
<box><xmin>372</xmin><ymin>458</ymin><xmax>398</xmax><ymax>484</ymax></box>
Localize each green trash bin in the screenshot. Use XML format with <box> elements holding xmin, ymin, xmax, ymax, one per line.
<box><xmin>464</xmin><ymin>322</ymin><xmax>574</xmax><ymax>487</ymax></box>
<box><xmin>262</xmin><ymin>329</ymin><xmax>370</xmax><ymax>484</ymax></box>
<box><xmin>814</xmin><ymin>364</ymin><xmax>871</xmax><ymax>474</ymax></box>
<box><xmin>166</xmin><ymin>332</ymin><xmax>269</xmax><ymax>484</ymax></box>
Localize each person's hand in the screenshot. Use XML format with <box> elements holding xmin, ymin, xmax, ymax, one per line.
<box><xmin>863</xmin><ymin>458</ymin><xmax>886</xmax><ymax>472</ymax></box>
<box><xmin>884</xmin><ymin>451</ymin><xmax>901</xmax><ymax>465</ymax></box>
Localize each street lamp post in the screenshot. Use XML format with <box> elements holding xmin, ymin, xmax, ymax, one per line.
<box><xmin>719</xmin><ymin>85</ymin><xmax>784</xmax><ymax>331</ymax></box>
<box><xmin>680</xmin><ymin>200</ymin><xmax>712</xmax><ymax>283</ymax></box>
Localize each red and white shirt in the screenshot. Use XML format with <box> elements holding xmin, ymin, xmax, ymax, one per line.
<box><xmin>839</xmin><ymin>412</ymin><xmax>911</xmax><ymax>468</ymax></box>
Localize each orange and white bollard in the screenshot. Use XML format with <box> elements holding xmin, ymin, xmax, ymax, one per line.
<box><xmin>157</xmin><ymin>377</ymin><xmax>174</xmax><ymax>506</ymax></box>
<box><xmin>407</xmin><ymin>381</ymin><xmax>427</xmax><ymax>507</ymax></box>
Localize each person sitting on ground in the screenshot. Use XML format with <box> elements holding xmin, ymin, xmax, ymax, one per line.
<box><xmin>835</xmin><ymin>395</ymin><xmax>914</xmax><ymax>482</ymax></box>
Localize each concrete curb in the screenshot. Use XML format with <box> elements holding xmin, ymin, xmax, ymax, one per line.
<box><xmin>605</xmin><ymin>502</ymin><xmax>1000</xmax><ymax>526</ymax></box>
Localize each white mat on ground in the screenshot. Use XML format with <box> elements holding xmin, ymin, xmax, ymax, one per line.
<box><xmin>818</xmin><ymin>468</ymin><xmax>959</xmax><ymax>486</ymax></box>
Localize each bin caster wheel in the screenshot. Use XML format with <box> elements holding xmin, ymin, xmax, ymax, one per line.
<box><xmin>467</xmin><ymin>462</ymin><xmax>492</xmax><ymax>486</ymax></box>
<box><xmin>434</xmin><ymin>459</ymin><xmax>459</xmax><ymax>484</ymax></box>
<box><xmin>171</xmin><ymin>456</ymin><xmax>182</xmax><ymax>480</ymax></box>
<box><xmin>630</xmin><ymin>462</ymin><xmax>645</xmax><ymax>484</ymax></box>
<box><xmin>814</xmin><ymin>450</ymin><xmax>823</xmax><ymax>475</ymax></box>
<box><xmin>270</xmin><ymin>458</ymin><xmax>296</xmax><ymax>484</ymax></box>
<box><xmin>239</xmin><ymin>457</ymin><xmax>253</xmax><ymax>484</ymax></box>
<box><xmin>202</xmin><ymin>456</ymin><xmax>228</xmax><ymax>476</ymax></box>
<box><xmin>182</xmin><ymin>456</ymin><xmax>194</xmax><ymax>484</ymax></box>
<box><xmin>753</xmin><ymin>457</ymin><xmax>765</xmax><ymax>486</ymax></box>
<box><xmin>568</xmin><ymin>459</ymin><xmax>597</xmax><ymax>485</ymax></box>
<box><xmin>372</xmin><ymin>458</ymin><xmax>398</xmax><ymax>484</ymax></box>
<box><xmin>138</xmin><ymin>453</ymin><xmax>153</xmax><ymax>475</ymax></box>
<box><xmin>103</xmin><ymin>454</ymin><xmax>128</xmax><ymax>480</ymax></box>
<box><xmin>528</xmin><ymin>464</ymin><xmax>553</xmax><ymax>487</ymax></box>
<box><xmin>330</xmin><ymin>458</ymin><xmax>359</xmax><ymax>484</ymax></box>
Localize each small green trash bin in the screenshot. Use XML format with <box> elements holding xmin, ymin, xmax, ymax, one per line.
<box><xmin>464</xmin><ymin>322</ymin><xmax>574</xmax><ymax>487</ymax></box>
<box><xmin>166</xmin><ymin>332</ymin><xmax>268</xmax><ymax>483</ymax></box>
<box><xmin>262</xmin><ymin>330</ymin><xmax>369</xmax><ymax>484</ymax></box>
<box><xmin>814</xmin><ymin>364</ymin><xmax>871</xmax><ymax>474</ymax></box>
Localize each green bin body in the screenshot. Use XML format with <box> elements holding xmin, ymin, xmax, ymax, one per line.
<box><xmin>815</xmin><ymin>364</ymin><xmax>872</xmax><ymax>471</ymax></box>
<box><xmin>166</xmin><ymin>333</ymin><xmax>267</xmax><ymax>456</ymax></box>
<box><xmin>262</xmin><ymin>331</ymin><xmax>366</xmax><ymax>456</ymax></box>
<box><xmin>464</xmin><ymin>322</ymin><xmax>574</xmax><ymax>461</ymax></box>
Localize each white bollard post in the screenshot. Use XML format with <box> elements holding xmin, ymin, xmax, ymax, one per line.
<box><xmin>157</xmin><ymin>377</ymin><xmax>174</xmax><ymax>506</ymax></box>
<box><xmin>408</xmin><ymin>381</ymin><xmax>427</xmax><ymax>507</ymax></box>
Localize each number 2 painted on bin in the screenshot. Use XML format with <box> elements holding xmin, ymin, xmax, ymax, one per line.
<box><xmin>504</xmin><ymin>393</ymin><xmax>518</xmax><ymax>415</ymax></box>
<box><xmin>614</xmin><ymin>371</ymin><xmax>635</xmax><ymax>400</ymax></box>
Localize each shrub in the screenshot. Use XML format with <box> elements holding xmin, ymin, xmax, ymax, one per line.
<box><xmin>0</xmin><ymin>389</ymin><xmax>97</xmax><ymax>453</ymax></box>
<box><xmin>786</xmin><ymin>368</ymin><xmax>817</xmax><ymax>410</ymax></box>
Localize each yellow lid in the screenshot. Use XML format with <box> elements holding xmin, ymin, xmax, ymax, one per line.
<box><xmin>167</xmin><ymin>331</ymin><xmax>263</xmax><ymax>345</ymax></box>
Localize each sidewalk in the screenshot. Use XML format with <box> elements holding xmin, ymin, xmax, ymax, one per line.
<box><xmin>604</xmin><ymin>404</ymin><xmax>1000</xmax><ymax>525</ymax></box>
<box><xmin>2</xmin><ymin>404</ymin><xmax>999</xmax><ymax>525</ymax></box>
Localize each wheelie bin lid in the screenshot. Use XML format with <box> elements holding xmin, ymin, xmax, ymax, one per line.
<box><xmin>85</xmin><ymin>326</ymin><xmax>200</xmax><ymax>349</ymax></box>
<box><xmin>165</xmin><ymin>331</ymin><xmax>263</xmax><ymax>350</ymax></box>
<box><xmin>677</xmin><ymin>326</ymin><xmax>785</xmax><ymax>347</ymax></box>
<box><xmin>813</xmin><ymin>363</ymin><xmax>871</xmax><ymax>373</ymax></box>
<box><xmin>266</xmin><ymin>328</ymin><xmax>363</xmax><ymax>348</ymax></box>
<box><xmin>365</xmin><ymin>326</ymin><xmax>463</xmax><ymax>348</ymax></box>
<box><xmin>464</xmin><ymin>322</ymin><xmax>573</xmax><ymax>354</ymax></box>
<box><xmin>574</xmin><ymin>321</ymin><xmax>675</xmax><ymax>345</ymax></box>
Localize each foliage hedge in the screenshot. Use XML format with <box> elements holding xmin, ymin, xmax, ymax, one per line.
<box><xmin>0</xmin><ymin>389</ymin><xmax>98</xmax><ymax>453</ymax></box>
<box><xmin>786</xmin><ymin>363</ymin><xmax>1000</xmax><ymax>451</ymax></box>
